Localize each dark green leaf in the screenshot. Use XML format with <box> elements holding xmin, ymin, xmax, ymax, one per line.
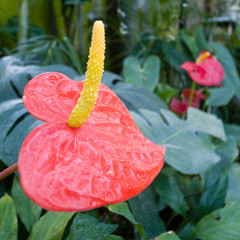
<box><xmin>195</xmin><ymin>172</ymin><xmax>228</xmax><ymax>220</ymax></box>
<box><xmin>128</xmin><ymin>186</ymin><xmax>165</xmax><ymax>238</ymax></box>
<box><xmin>203</xmin><ymin>138</ymin><xmax>238</xmax><ymax>189</ymax></box>
<box><xmin>67</xmin><ymin>213</ymin><xmax>117</xmax><ymax>240</ymax></box>
<box><xmin>195</xmin><ymin>27</ymin><xmax>209</xmax><ymax>52</ymax></box>
<box><xmin>29</xmin><ymin>212</ymin><xmax>74</xmax><ymax>240</ymax></box>
<box><xmin>11</xmin><ymin>176</ymin><xmax>42</xmax><ymax>232</ymax></box>
<box><xmin>113</xmin><ymin>82</ymin><xmax>167</xmax><ymax>113</ymax></box>
<box><xmin>161</xmin><ymin>42</ymin><xmax>186</xmax><ymax>71</ymax></box>
<box><xmin>130</xmin><ymin>107</ymin><xmax>226</xmax><ymax>174</ymax></box>
<box><xmin>226</xmin><ymin>162</ymin><xmax>240</xmax><ymax>205</ymax></box>
<box><xmin>0</xmin><ymin>115</ymin><xmax>43</xmax><ymax>167</ymax></box>
<box><xmin>107</xmin><ymin>202</ymin><xmax>137</xmax><ymax>224</ymax></box>
<box><xmin>192</xmin><ymin>205</ymin><xmax>240</xmax><ymax>240</ymax></box>
<box><xmin>180</xmin><ymin>30</ymin><xmax>199</xmax><ymax>58</ymax></box>
<box><xmin>0</xmin><ymin>194</ymin><xmax>17</xmax><ymax>240</ymax></box>
<box><xmin>0</xmin><ymin>99</ymin><xmax>27</xmax><ymax>145</ymax></box>
<box><xmin>153</xmin><ymin>174</ymin><xmax>187</xmax><ymax>217</ymax></box>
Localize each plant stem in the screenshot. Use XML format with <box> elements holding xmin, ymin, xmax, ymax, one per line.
<box><xmin>188</xmin><ymin>81</ymin><xmax>196</xmax><ymax>107</ymax></box>
<box><xmin>0</xmin><ymin>163</ymin><xmax>18</xmax><ymax>181</ymax></box>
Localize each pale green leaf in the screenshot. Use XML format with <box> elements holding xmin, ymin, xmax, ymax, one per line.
<box><xmin>0</xmin><ymin>194</ymin><xmax>17</xmax><ymax>240</ymax></box>
<box><xmin>130</xmin><ymin>107</ymin><xmax>226</xmax><ymax>174</ymax></box>
<box><xmin>192</xmin><ymin>205</ymin><xmax>240</xmax><ymax>240</ymax></box>
<box><xmin>29</xmin><ymin>212</ymin><xmax>74</xmax><ymax>240</ymax></box>
<box><xmin>107</xmin><ymin>202</ymin><xmax>137</xmax><ymax>224</ymax></box>
<box><xmin>11</xmin><ymin>176</ymin><xmax>42</xmax><ymax>232</ymax></box>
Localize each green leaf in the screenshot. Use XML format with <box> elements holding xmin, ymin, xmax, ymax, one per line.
<box><xmin>0</xmin><ymin>115</ymin><xmax>43</xmax><ymax>167</ymax></box>
<box><xmin>224</xmin><ymin>124</ymin><xmax>240</xmax><ymax>145</ymax></box>
<box><xmin>153</xmin><ymin>174</ymin><xmax>187</xmax><ymax>217</ymax></box>
<box><xmin>0</xmin><ymin>99</ymin><xmax>27</xmax><ymax>145</ymax></box>
<box><xmin>195</xmin><ymin>27</ymin><xmax>209</xmax><ymax>52</ymax></box>
<box><xmin>207</xmin><ymin>86</ymin><xmax>234</xmax><ymax>106</ymax></box>
<box><xmin>195</xmin><ymin>172</ymin><xmax>228</xmax><ymax>221</ymax></box>
<box><xmin>113</xmin><ymin>82</ymin><xmax>167</xmax><ymax>113</ymax></box>
<box><xmin>0</xmin><ymin>194</ymin><xmax>17</xmax><ymax>240</ymax></box>
<box><xmin>207</xmin><ymin>43</ymin><xmax>240</xmax><ymax>106</ymax></box>
<box><xmin>107</xmin><ymin>202</ymin><xmax>138</xmax><ymax>224</ymax></box>
<box><xmin>180</xmin><ymin>30</ymin><xmax>199</xmax><ymax>59</ymax></box>
<box><xmin>128</xmin><ymin>186</ymin><xmax>165</xmax><ymax>238</ymax></box>
<box><xmin>156</xmin><ymin>231</ymin><xmax>181</xmax><ymax>240</ymax></box>
<box><xmin>203</xmin><ymin>138</ymin><xmax>238</xmax><ymax>189</ymax></box>
<box><xmin>123</xmin><ymin>55</ymin><xmax>160</xmax><ymax>91</ymax></box>
<box><xmin>142</xmin><ymin>55</ymin><xmax>160</xmax><ymax>91</ymax></box>
<box><xmin>192</xmin><ymin>205</ymin><xmax>240</xmax><ymax>240</ymax></box>
<box><xmin>11</xmin><ymin>176</ymin><xmax>42</xmax><ymax>232</ymax></box>
<box><xmin>226</xmin><ymin>162</ymin><xmax>240</xmax><ymax>205</ymax></box>
<box><xmin>123</xmin><ymin>56</ymin><xmax>141</xmax><ymax>86</ymax></box>
<box><xmin>67</xmin><ymin>213</ymin><xmax>118</xmax><ymax>240</ymax></box>
<box><xmin>130</xmin><ymin>107</ymin><xmax>226</xmax><ymax>174</ymax></box>
<box><xmin>156</xmin><ymin>83</ymin><xmax>178</xmax><ymax>104</ymax></box>
<box><xmin>29</xmin><ymin>212</ymin><xmax>74</xmax><ymax>240</ymax></box>
<box><xmin>161</xmin><ymin>42</ymin><xmax>186</xmax><ymax>71</ymax></box>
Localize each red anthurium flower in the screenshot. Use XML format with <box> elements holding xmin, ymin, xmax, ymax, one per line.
<box><xmin>18</xmin><ymin>21</ymin><xmax>165</xmax><ymax>212</ymax></box>
<box><xmin>170</xmin><ymin>88</ymin><xmax>206</xmax><ymax>113</ymax></box>
<box><xmin>180</xmin><ymin>51</ymin><xmax>224</xmax><ymax>86</ymax></box>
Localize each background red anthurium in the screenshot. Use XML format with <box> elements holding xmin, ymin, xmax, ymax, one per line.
<box><xmin>18</xmin><ymin>72</ymin><xmax>165</xmax><ymax>212</ymax></box>
<box><xmin>170</xmin><ymin>88</ymin><xmax>206</xmax><ymax>114</ymax></box>
<box><xmin>180</xmin><ymin>51</ymin><xmax>224</xmax><ymax>86</ymax></box>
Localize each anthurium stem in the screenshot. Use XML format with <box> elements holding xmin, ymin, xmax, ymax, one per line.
<box><xmin>0</xmin><ymin>163</ymin><xmax>18</xmax><ymax>181</ymax></box>
<box><xmin>188</xmin><ymin>81</ymin><xmax>196</xmax><ymax>107</ymax></box>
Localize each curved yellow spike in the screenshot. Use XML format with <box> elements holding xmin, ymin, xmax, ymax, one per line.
<box><xmin>68</xmin><ymin>21</ymin><xmax>105</xmax><ymax>128</ymax></box>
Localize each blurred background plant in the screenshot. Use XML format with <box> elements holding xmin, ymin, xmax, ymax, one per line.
<box><xmin>1</xmin><ymin>0</ymin><xmax>240</xmax><ymax>240</ymax></box>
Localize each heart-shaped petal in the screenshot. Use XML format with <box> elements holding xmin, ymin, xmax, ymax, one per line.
<box><xmin>19</xmin><ymin>122</ymin><xmax>164</xmax><ymax>211</ymax></box>
<box><xmin>180</xmin><ymin>54</ymin><xmax>224</xmax><ymax>86</ymax></box>
<box><xmin>19</xmin><ymin>72</ymin><xmax>165</xmax><ymax>211</ymax></box>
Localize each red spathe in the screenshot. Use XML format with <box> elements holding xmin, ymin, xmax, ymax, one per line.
<box><xmin>18</xmin><ymin>72</ymin><xmax>165</xmax><ymax>211</ymax></box>
<box><xmin>180</xmin><ymin>53</ymin><xmax>224</xmax><ymax>86</ymax></box>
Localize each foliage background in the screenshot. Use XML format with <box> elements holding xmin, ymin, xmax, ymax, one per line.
<box><xmin>1</xmin><ymin>0</ymin><xmax>240</xmax><ymax>240</ymax></box>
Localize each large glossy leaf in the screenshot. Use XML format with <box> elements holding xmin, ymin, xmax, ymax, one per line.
<box><xmin>29</xmin><ymin>212</ymin><xmax>74</xmax><ymax>240</ymax></box>
<box><xmin>130</xmin><ymin>107</ymin><xmax>226</xmax><ymax>174</ymax></box>
<box><xmin>226</xmin><ymin>163</ymin><xmax>240</xmax><ymax>205</ymax></box>
<box><xmin>67</xmin><ymin>213</ymin><xmax>118</xmax><ymax>240</ymax></box>
<box><xmin>192</xmin><ymin>205</ymin><xmax>240</xmax><ymax>240</ymax></box>
<box><xmin>128</xmin><ymin>186</ymin><xmax>165</xmax><ymax>238</ymax></box>
<box><xmin>207</xmin><ymin>43</ymin><xmax>240</xmax><ymax>106</ymax></box>
<box><xmin>153</xmin><ymin>174</ymin><xmax>187</xmax><ymax>217</ymax></box>
<box><xmin>0</xmin><ymin>194</ymin><xmax>17</xmax><ymax>240</ymax></box>
<box><xmin>11</xmin><ymin>176</ymin><xmax>42</xmax><ymax>232</ymax></box>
